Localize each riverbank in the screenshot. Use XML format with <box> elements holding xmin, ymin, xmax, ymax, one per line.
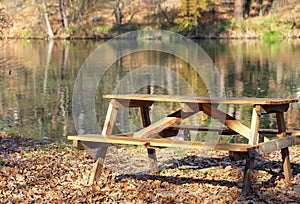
<box><xmin>1</xmin><ymin>134</ymin><xmax>300</xmax><ymax>203</ymax></box>
<box><xmin>3</xmin><ymin>15</ymin><xmax>300</xmax><ymax>41</ymax></box>
<box><xmin>0</xmin><ymin>0</ymin><xmax>299</xmax><ymax>40</ymax></box>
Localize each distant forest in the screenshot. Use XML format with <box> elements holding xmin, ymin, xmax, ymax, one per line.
<box><xmin>0</xmin><ymin>0</ymin><xmax>299</xmax><ymax>39</ymax></box>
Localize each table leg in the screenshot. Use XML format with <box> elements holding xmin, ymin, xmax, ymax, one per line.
<box><xmin>89</xmin><ymin>146</ymin><xmax>108</xmax><ymax>185</ymax></box>
<box><xmin>242</xmin><ymin>156</ymin><xmax>255</xmax><ymax>196</ymax></box>
<box><xmin>276</xmin><ymin>112</ymin><xmax>292</xmax><ymax>182</ymax></box>
<box><xmin>89</xmin><ymin>101</ymin><xmax>118</xmax><ymax>184</ymax></box>
<box><xmin>242</xmin><ymin>106</ymin><xmax>261</xmax><ymax>196</ymax></box>
<box><xmin>147</xmin><ymin>148</ymin><xmax>159</xmax><ymax>174</ymax></box>
<box><xmin>249</xmin><ymin>106</ymin><xmax>261</xmax><ymax>145</ymax></box>
<box><xmin>141</xmin><ymin>107</ymin><xmax>159</xmax><ymax>174</ymax></box>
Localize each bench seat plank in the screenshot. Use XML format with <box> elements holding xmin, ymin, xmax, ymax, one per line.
<box><xmin>68</xmin><ymin>134</ymin><xmax>300</xmax><ymax>154</ymax></box>
<box><xmin>68</xmin><ymin>135</ymin><xmax>253</xmax><ymax>152</ymax></box>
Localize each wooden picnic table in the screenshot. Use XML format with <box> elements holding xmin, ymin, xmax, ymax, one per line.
<box><xmin>68</xmin><ymin>94</ymin><xmax>300</xmax><ymax>196</ymax></box>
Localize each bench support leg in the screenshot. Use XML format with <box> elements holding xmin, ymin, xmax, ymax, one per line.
<box><xmin>281</xmin><ymin>148</ymin><xmax>292</xmax><ymax>181</ymax></box>
<box><xmin>140</xmin><ymin>107</ymin><xmax>159</xmax><ymax>174</ymax></box>
<box><xmin>89</xmin><ymin>146</ymin><xmax>108</xmax><ymax>185</ymax></box>
<box><xmin>276</xmin><ymin>112</ymin><xmax>292</xmax><ymax>181</ymax></box>
<box><xmin>147</xmin><ymin>148</ymin><xmax>159</xmax><ymax>174</ymax></box>
<box><xmin>242</xmin><ymin>156</ymin><xmax>255</xmax><ymax>196</ymax></box>
<box><xmin>242</xmin><ymin>106</ymin><xmax>261</xmax><ymax>196</ymax></box>
<box><xmin>89</xmin><ymin>101</ymin><xmax>118</xmax><ymax>184</ymax></box>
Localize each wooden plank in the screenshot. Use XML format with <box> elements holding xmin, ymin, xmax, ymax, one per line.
<box><xmin>74</xmin><ymin>140</ymin><xmax>111</xmax><ymax>150</ymax></box>
<box><xmin>180</xmin><ymin>102</ymin><xmax>203</xmax><ymax>112</ymax></box>
<box><xmin>140</xmin><ymin>106</ymin><xmax>159</xmax><ymax>175</ymax></box>
<box><xmin>147</xmin><ymin>148</ymin><xmax>159</xmax><ymax>174</ymax></box>
<box><xmin>103</xmin><ymin>94</ymin><xmax>298</xmax><ymax>105</ymax></box>
<box><xmin>258</xmin><ymin>104</ymin><xmax>290</xmax><ymax>114</ymax></box>
<box><xmin>168</xmin><ymin>125</ymin><xmax>300</xmax><ymax>137</ymax></box>
<box><xmin>249</xmin><ymin>106</ymin><xmax>260</xmax><ymax>145</ymax></box>
<box><xmin>133</xmin><ymin>116</ymin><xmax>181</xmax><ymax>138</ymax></box>
<box><xmin>113</xmin><ymin>99</ymin><xmax>154</xmax><ymax>108</ymax></box>
<box><xmin>68</xmin><ymin>135</ymin><xmax>300</xmax><ymax>153</ymax></box>
<box><xmin>68</xmin><ymin>135</ymin><xmax>253</xmax><ymax>152</ymax></box>
<box><xmin>276</xmin><ymin>112</ymin><xmax>292</xmax><ymax>182</ymax></box>
<box><xmin>134</xmin><ymin>107</ymin><xmax>199</xmax><ymax>139</ymax></box>
<box><xmin>242</xmin><ymin>157</ymin><xmax>255</xmax><ymax>196</ymax></box>
<box><xmin>256</xmin><ymin>136</ymin><xmax>298</xmax><ymax>154</ymax></box>
<box><xmin>69</xmin><ymin>135</ymin><xmax>144</xmax><ymax>146</ymax></box>
<box><xmin>89</xmin><ymin>146</ymin><xmax>108</xmax><ymax>185</ymax></box>
<box><xmin>168</xmin><ymin>125</ymin><xmax>234</xmax><ymax>134</ymax></box>
<box><xmin>243</xmin><ymin>105</ymin><xmax>260</xmax><ymax>196</ymax></box>
<box><xmin>133</xmin><ymin>109</ymin><xmax>183</xmax><ymax>138</ymax></box>
<box><xmin>202</xmin><ymin>103</ymin><xmax>251</xmax><ymax>139</ymax></box>
<box><xmin>140</xmin><ymin>107</ymin><xmax>151</xmax><ymax>127</ymax></box>
<box><xmin>89</xmin><ymin>100</ymin><xmax>118</xmax><ymax>185</ymax></box>
<box><xmin>101</xmin><ymin>101</ymin><xmax>118</xmax><ymax>135</ymax></box>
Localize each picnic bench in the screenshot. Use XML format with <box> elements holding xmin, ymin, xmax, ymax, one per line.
<box><xmin>68</xmin><ymin>94</ymin><xmax>300</xmax><ymax>196</ymax></box>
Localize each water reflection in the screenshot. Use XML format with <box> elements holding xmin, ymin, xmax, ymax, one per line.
<box><xmin>0</xmin><ymin>39</ymin><xmax>300</xmax><ymax>142</ymax></box>
<box><xmin>0</xmin><ymin>40</ymin><xmax>103</xmax><ymax>142</ymax></box>
<box><xmin>199</xmin><ymin>40</ymin><xmax>300</xmax><ymax>130</ymax></box>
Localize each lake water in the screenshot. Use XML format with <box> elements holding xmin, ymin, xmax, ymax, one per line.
<box><xmin>1</xmin><ymin>38</ymin><xmax>300</xmax><ymax>143</ymax></box>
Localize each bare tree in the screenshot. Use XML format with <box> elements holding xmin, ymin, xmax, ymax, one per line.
<box><xmin>234</xmin><ymin>0</ymin><xmax>244</xmax><ymax>21</ymax></box>
<box><xmin>42</xmin><ymin>0</ymin><xmax>54</xmax><ymax>38</ymax></box>
<box><xmin>59</xmin><ymin>0</ymin><xmax>68</xmax><ymax>28</ymax></box>
<box><xmin>114</xmin><ymin>0</ymin><xmax>123</xmax><ymax>26</ymax></box>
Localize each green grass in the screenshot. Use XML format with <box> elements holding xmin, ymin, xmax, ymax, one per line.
<box><xmin>217</xmin><ymin>20</ymin><xmax>231</xmax><ymax>32</ymax></box>
<box><xmin>20</xmin><ymin>30</ymin><xmax>30</xmax><ymax>38</ymax></box>
<box><xmin>161</xmin><ymin>168</ymin><xmax>167</xmax><ymax>174</ymax></box>
<box><xmin>183</xmin><ymin>169</ymin><xmax>189</xmax><ymax>175</ymax></box>
<box><xmin>176</xmin><ymin>149</ymin><xmax>187</xmax><ymax>157</ymax></box>
<box><xmin>125</xmin><ymin>144</ymin><xmax>135</xmax><ymax>149</ymax></box>
<box><xmin>24</xmin><ymin>153</ymin><xmax>35</xmax><ymax>159</ymax></box>
<box><xmin>203</xmin><ymin>171</ymin><xmax>210</xmax><ymax>177</ymax></box>
<box><xmin>38</xmin><ymin>151</ymin><xmax>46</xmax><ymax>154</ymax></box>
<box><xmin>58</xmin><ymin>144</ymin><xmax>66</xmax><ymax>152</ymax></box>
<box><xmin>94</xmin><ymin>25</ymin><xmax>110</xmax><ymax>32</ymax></box>
<box><xmin>262</xmin><ymin>30</ymin><xmax>282</xmax><ymax>44</ymax></box>
<box><xmin>70</xmin><ymin>147</ymin><xmax>84</xmax><ymax>155</ymax></box>
<box><xmin>0</xmin><ymin>160</ymin><xmax>6</xmax><ymax>166</ymax></box>
<box><xmin>0</xmin><ymin>128</ymin><xmax>20</xmax><ymax>138</ymax></box>
<box><xmin>41</xmin><ymin>146</ymin><xmax>50</xmax><ymax>152</ymax></box>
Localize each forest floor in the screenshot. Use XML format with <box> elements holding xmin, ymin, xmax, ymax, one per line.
<box><xmin>1</xmin><ymin>134</ymin><xmax>300</xmax><ymax>203</ymax></box>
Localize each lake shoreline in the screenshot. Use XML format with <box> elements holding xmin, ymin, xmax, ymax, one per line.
<box><xmin>3</xmin><ymin>33</ymin><xmax>300</xmax><ymax>41</ymax></box>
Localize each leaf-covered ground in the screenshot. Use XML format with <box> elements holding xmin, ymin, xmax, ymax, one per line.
<box><xmin>1</xmin><ymin>135</ymin><xmax>300</xmax><ymax>203</ymax></box>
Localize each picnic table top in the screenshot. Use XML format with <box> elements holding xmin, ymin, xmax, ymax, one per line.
<box><xmin>103</xmin><ymin>94</ymin><xmax>299</xmax><ymax>105</ymax></box>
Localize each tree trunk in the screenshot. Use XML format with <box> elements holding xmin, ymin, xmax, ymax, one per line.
<box><xmin>114</xmin><ymin>0</ymin><xmax>123</xmax><ymax>26</ymax></box>
<box><xmin>42</xmin><ymin>0</ymin><xmax>54</xmax><ymax>38</ymax></box>
<box><xmin>234</xmin><ymin>0</ymin><xmax>244</xmax><ymax>21</ymax></box>
<box><xmin>59</xmin><ymin>0</ymin><xmax>68</xmax><ymax>28</ymax></box>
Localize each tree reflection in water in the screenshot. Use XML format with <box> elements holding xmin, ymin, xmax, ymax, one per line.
<box><xmin>0</xmin><ymin>39</ymin><xmax>300</xmax><ymax>142</ymax></box>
